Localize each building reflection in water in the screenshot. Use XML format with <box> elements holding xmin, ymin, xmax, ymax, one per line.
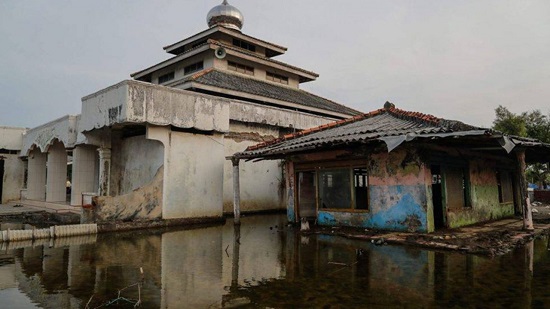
<box><xmin>0</xmin><ymin>214</ymin><xmax>548</xmax><ymax>308</ymax></box>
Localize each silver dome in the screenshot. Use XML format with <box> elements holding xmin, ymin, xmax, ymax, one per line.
<box><xmin>207</xmin><ymin>0</ymin><xmax>244</xmax><ymax>31</ymax></box>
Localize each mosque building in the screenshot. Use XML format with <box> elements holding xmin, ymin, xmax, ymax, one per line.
<box><xmin>1</xmin><ymin>1</ymin><xmax>359</xmax><ymax>225</ymax></box>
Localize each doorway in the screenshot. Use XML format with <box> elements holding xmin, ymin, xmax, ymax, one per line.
<box><xmin>431</xmin><ymin>165</ymin><xmax>445</xmax><ymax>229</ymax></box>
<box><xmin>296</xmin><ymin>171</ymin><xmax>316</xmax><ymax>219</ymax></box>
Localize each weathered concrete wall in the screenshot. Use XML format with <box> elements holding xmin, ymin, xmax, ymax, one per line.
<box><xmin>229</xmin><ymin>99</ymin><xmax>333</xmax><ymax>130</ymax></box>
<box><xmin>223</xmin><ymin>122</ymin><xmax>284</xmax><ymax>213</ymax></box>
<box><xmin>148</xmin><ymin>126</ymin><xmax>224</xmax><ymax>220</ymax></box>
<box><xmin>79</xmin><ymin>80</ymin><xmax>229</xmax><ymax>144</ymax></box>
<box><xmin>0</xmin><ymin>127</ymin><xmax>26</xmax><ymax>203</ymax></box>
<box><xmin>1</xmin><ymin>154</ymin><xmax>25</xmax><ymax>203</ymax></box>
<box><xmin>0</xmin><ymin>126</ymin><xmax>26</xmax><ymax>150</ymax></box>
<box><xmin>93</xmin><ymin>166</ymin><xmax>163</xmax><ymax>222</ymax></box>
<box><xmin>310</xmin><ymin>148</ymin><xmax>429</xmax><ymax>232</ymax></box>
<box><xmin>21</xmin><ymin>115</ymin><xmax>77</xmax><ymax>156</ymax></box>
<box><xmin>111</xmin><ymin>135</ymin><xmax>164</xmax><ymax>195</ymax></box>
<box><xmin>447</xmin><ymin>158</ymin><xmax>514</xmax><ymax>228</ymax></box>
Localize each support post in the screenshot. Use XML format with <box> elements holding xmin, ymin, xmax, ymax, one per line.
<box><xmin>516</xmin><ymin>149</ymin><xmax>534</xmax><ymax>230</ymax></box>
<box><xmin>97</xmin><ymin>148</ymin><xmax>111</xmax><ymax>197</ymax></box>
<box><xmin>231</xmin><ymin>157</ymin><xmax>241</xmax><ymax>225</ymax></box>
<box><xmin>231</xmin><ymin>224</ymin><xmax>241</xmax><ymax>287</ymax></box>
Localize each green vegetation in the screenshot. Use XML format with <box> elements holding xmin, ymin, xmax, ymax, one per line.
<box><xmin>493</xmin><ymin>105</ymin><xmax>550</xmax><ymax>187</ymax></box>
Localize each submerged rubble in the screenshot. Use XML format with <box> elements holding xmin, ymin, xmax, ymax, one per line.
<box><xmin>302</xmin><ymin>203</ymin><xmax>550</xmax><ymax>256</ymax></box>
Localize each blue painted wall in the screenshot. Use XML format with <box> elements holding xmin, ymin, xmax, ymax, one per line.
<box><xmin>317</xmin><ymin>184</ymin><xmax>428</xmax><ymax>232</ymax></box>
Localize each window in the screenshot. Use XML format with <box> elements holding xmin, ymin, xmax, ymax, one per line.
<box><xmin>233</xmin><ymin>38</ymin><xmax>256</xmax><ymax>52</ymax></box>
<box><xmin>497</xmin><ymin>170</ymin><xmax>514</xmax><ymax>203</ymax></box>
<box><xmin>317</xmin><ymin>166</ymin><xmax>369</xmax><ymax>211</ymax></box>
<box><xmin>184</xmin><ymin>61</ymin><xmax>204</xmax><ymax>75</ymax></box>
<box><xmin>158</xmin><ymin>71</ymin><xmax>174</xmax><ymax>84</ymax></box>
<box><xmin>444</xmin><ymin>166</ymin><xmax>471</xmax><ymax>209</ymax></box>
<box><xmin>266</xmin><ymin>72</ymin><xmax>289</xmax><ymax>85</ymax></box>
<box><xmin>228</xmin><ymin>61</ymin><xmax>254</xmax><ymax>76</ymax></box>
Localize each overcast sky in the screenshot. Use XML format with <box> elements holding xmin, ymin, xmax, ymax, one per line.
<box><xmin>1</xmin><ymin>0</ymin><xmax>549</xmax><ymax>128</ymax></box>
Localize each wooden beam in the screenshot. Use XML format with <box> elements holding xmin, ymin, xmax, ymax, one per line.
<box><xmin>516</xmin><ymin>149</ymin><xmax>534</xmax><ymax>230</ymax></box>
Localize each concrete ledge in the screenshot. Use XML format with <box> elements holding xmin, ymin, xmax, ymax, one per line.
<box><xmin>97</xmin><ymin>216</ymin><xmax>226</xmax><ymax>233</ymax></box>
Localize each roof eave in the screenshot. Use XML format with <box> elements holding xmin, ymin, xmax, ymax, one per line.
<box><xmin>163</xmin><ymin>26</ymin><xmax>287</xmax><ymax>56</ymax></box>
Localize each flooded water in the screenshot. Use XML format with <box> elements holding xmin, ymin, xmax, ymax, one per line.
<box><xmin>0</xmin><ymin>214</ymin><xmax>549</xmax><ymax>308</ymax></box>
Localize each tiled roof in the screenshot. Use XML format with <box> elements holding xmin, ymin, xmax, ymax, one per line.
<box><xmin>184</xmin><ymin>69</ymin><xmax>361</xmax><ymax>116</ymax></box>
<box><xmin>237</xmin><ymin>104</ymin><xmax>492</xmax><ymax>158</ymax></box>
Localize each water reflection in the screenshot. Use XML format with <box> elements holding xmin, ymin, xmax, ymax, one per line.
<box><xmin>0</xmin><ymin>214</ymin><xmax>549</xmax><ymax>308</ymax></box>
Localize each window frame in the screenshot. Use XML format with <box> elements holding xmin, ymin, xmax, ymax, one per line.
<box><xmin>158</xmin><ymin>71</ymin><xmax>175</xmax><ymax>84</ymax></box>
<box><xmin>295</xmin><ymin>160</ymin><xmax>369</xmax><ymax>213</ymax></box>
<box><xmin>228</xmin><ymin>61</ymin><xmax>254</xmax><ymax>76</ymax></box>
<box><xmin>266</xmin><ymin>71</ymin><xmax>289</xmax><ymax>85</ymax></box>
<box><xmin>184</xmin><ymin>61</ymin><xmax>204</xmax><ymax>75</ymax></box>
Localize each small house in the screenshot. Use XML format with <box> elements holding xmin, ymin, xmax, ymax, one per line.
<box><xmin>233</xmin><ymin>103</ymin><xmax>550</xmax><ymax>232</ymax></box>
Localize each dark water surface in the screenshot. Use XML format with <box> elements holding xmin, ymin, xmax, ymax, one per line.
<box><xmin>0</xmin><ymin>214</ymin><xmax>549</xmax><ymax>308</ymax></box>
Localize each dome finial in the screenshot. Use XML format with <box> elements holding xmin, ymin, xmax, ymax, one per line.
<box><xmin>207</xmin><ymin>0</ymin><xmax>244</xmax><ymax>31</ymax></box>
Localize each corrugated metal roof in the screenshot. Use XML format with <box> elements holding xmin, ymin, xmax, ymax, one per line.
<box><xmin>235</xmin><ymin>105</ymin><xmax>496</xmax><ymax>159</ymax></box>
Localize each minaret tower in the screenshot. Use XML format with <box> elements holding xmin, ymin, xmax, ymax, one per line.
<box><xmin>131</xmin><ymin>1</ymin><xmax>359</xmax><ymax>119</ymax></box>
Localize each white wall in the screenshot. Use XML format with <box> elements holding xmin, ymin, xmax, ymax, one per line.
<box><xmin>70</xmin><ymin>145</ymin><xmax>99</xmax><ymax>205</ymax></box>
<box><xmin>148</xmin><ymin>126</ymin><xmax>225</xmax><ymax>219</ymax></box>
<box><xmin>223</xmin><ymin>122</ymin><xmax>285</xmax><ymax>213</ymax></box>
<box><xmin>0</xmin><ymin>126</ymin><xmax>25</xmax><ymax>150</ymax></box>
<box><xmin>1</xmin><ymin>154</ymin><xmax>25</xmax><ymax>203</ymax></box>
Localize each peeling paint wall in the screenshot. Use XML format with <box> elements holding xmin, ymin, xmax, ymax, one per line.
<box><xmin>92</xmin><ymin>166</ymin><xmax>163</xmax><ymax>222</ymax></box>
<box><xmin>446</xmin><ymin>158</ymin><xmax>514</xmax><ymax>228</ymax></box>
<box><xmin>314</xmin><ymin>148</ymin><xmax>430</xmax><ymax>232</ymax></box>
<box><xmin>223</xmin><ymin>122</ymin><xmax>284</xmax><ymax>213</ymax></box>
<box><xmin>110</xmin><ymin>135</ymin><xmax>164</xmax><ymax>196</ymax></box>
<box><xmin>79</xmin><ymin>80</ymin><xmax>229</xmax><ymax>144</ymax></box>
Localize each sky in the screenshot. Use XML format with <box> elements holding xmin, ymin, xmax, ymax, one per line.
<box><xmin>0</xmin><ymin>0</ymin><xmax>549</xmax><ymax>128</ymax></box>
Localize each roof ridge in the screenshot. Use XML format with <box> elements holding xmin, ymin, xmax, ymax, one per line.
<box><xmin>385</xmin><ymin>107</ymin><xmax>442</xmax><ymax>126</ymax></box>
<box><xmin>244</xmin><ymin>104</ymin><xmax>484</xmax><ymax>152</ymax></box>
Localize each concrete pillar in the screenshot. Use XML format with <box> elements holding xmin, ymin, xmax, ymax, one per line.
<box><xmin>97</xmin><ymin>148</ymin><xmax>111</xmax><ymax>196</ymax></box>
<box><xmin>516</xmin><ymin>149</ymin><xmax>534</xmax><ymax>230</ymax></box>
<box><xmin>27</xmin><ymin>148</ymin><xmax>47</xmax><ymax>201</ymax></box>
<box><xmin>46</xmin><ymin>141</ymin><xmax>68</xmax><ymax>202</ymax></box>
<box><xmin>231</xmin><ymin>157</ymin><xmax>241</xmax><ymax>225</ymax></box>
<box><xmin>70</xmin><ymin>145</ymin><xmax>99</xmax><ymax>205</ymax></box>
